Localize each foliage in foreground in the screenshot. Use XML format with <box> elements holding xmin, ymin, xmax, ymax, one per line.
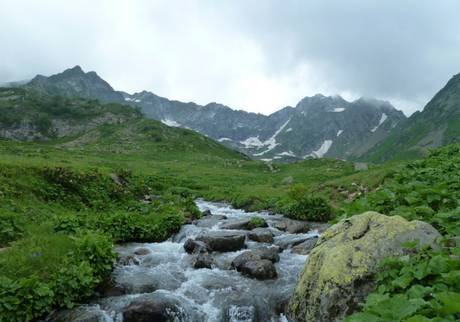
<box><xmin>0</xmin><ymin>232</ymin><xmax>116</xmax><ymax>322</ymax></box>
<box><xmin>345</xmin><ymin>143</ymin><xmax>460</xmax><ymax>321</ymax></box>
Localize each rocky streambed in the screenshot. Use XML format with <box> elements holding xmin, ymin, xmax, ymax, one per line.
<box><xmin>52</xmin><ymin>199</ymin><xmax>325</xmax><ymax>322</ymax></box>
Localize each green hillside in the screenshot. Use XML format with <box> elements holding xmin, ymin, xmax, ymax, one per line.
<box><xmin>363</xmin><ymin>73</ymin><xmax>460</xmax><ymax>162</ymax></box>
<box><xmin>0</xmin><ymin>89</ymin><xmax>396</xmax><ymax>320</ymax></box>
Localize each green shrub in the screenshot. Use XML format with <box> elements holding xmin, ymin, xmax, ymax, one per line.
<box><xmin>344</xmin><ymin>143</ymin><xmax>460</xmax><ymax>321</ymax></box>
<box><xmin>0</xmin><ymin>232</ymin><xmax>115</xmax><ymax>321</ymax></box>
<box><xmin>0</xmin><ymin>213</ymin><xmax>24</xmax><ymax>246</ymax></box>
<box><xmin>0</xmin><ymin>276</ymin><xmax>54</xmax><ymax>322</ymax></box>
<box><xmin>248</xmin><ymin>217</ymin><xmax>267</xmax><ymax>229</ymax></box>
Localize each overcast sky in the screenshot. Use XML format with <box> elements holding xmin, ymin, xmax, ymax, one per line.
<box><xmin>1</xmin><ymin>0</ymin><xmax>460</xmax><ymax>116</ymax></box>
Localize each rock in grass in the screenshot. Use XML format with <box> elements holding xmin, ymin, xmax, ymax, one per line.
<box><xmin>287</xmin><ymin>212</ymin><xmax>440</xmax><ymax>322</ymax></box>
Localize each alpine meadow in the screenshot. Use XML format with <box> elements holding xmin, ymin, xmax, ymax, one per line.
<box><xmin>1</xmin><ymin>1</ymin><xmax>460</xmax><ymax>322</ymax></box>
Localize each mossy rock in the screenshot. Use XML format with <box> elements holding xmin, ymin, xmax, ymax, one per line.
<box><xmin>287</xmin><ymin>212</ymin><xmax>440</xmax><ymax>322</ymax></box>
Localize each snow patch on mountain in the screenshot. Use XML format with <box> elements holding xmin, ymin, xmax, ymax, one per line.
<box><xmin>371</xmin><ymin>113</ymin><xmax>388</xmax><ymax>132</ymax></box>
<box><xmin>240</xmin><ymin>136</ymin><xmax>264</xmax><ymax>148</ymax></box>
<box><xmin>277</xmin><ymin>151</ymin><xmax>296</xmax><ymax>157</ymax></box>
<box><xmin>161</xmin><ymin>119</ymin><xmax>181</xmax><ymax>127</ymax></box>
<box><xmin>305</xmin><ymin>140</ymin><xmax>333</xmax><ymax>159</ymax></box>
<box><xmin>337</xmin><ymin>130</ymin><xmax>343</xmax><ymax>137</ymax></box>
<box><xmin>252</xmin><ymin>118</ymin><xmax>291</xmax><ymax>156</ymax></box>
<box><xmin>218</xmin><ymin>138</ymin><xmax>232</xmax><ymax>142</ymax></box>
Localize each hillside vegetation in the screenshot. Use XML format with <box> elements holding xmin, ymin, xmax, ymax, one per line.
<box><xmin>363</xmin><ymin>73</ymin><xmax>460</xmax><ymax>162</ymax></box>
<box><xmin>345</xmin><ymin>143</ymin><xmax>460</xmax><ymax>321</ymax></box>
<box><xmin>0</xmin><ymin>89</ymin><xmax>396</xmax><ymax>321</ymax></box>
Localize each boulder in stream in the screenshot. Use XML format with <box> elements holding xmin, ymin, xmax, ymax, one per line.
<box><xmin>184</xmin><ymin>239</ymin><xmax>209</xmax><ymax>254</ymax></box>
<box><xmin>122</xmin><ymin>293</ymin><xmax>189</xmax><ymax>322</ymax></box>
<box><xmin>291</xmin><ymin>237</ymin><xmax>318</xmax><ymax>255</ymax></box>
<box><xmin>134</xmin><ymin>247</ymin><xmax>151</xmax><ymax>256</ymax></box>
<box><xmin>275</xmin><ymin>218</ymin><xmax>310</xmax><ymax>234</ymax></box>
<box><xmin>248</xmin><ymin>228</ymin><xmax>274</xmax><ymax>243</ymax></box>
<box><xmin>196</xmin><ymin>231</ymin><xmax>246</xmax><ymax>252</ymax></box>
<box><xmin>288</xmin><ymin>212</ymin><xmax>441</xmax><ymax>322</ymax></box>
<box><xmin>231</xmin><ymin>247</ymin><xmax>279</xmax><ymax>280</ymax></box>
<box><xmin>220</xmin><ymin>217</ymin><xmax>268</xmax><ymax>230</ymax></box>
<box><xmin>193</xmin><ymin>252</ymin><xmax>214</xmax><ymax>269</ymax></box>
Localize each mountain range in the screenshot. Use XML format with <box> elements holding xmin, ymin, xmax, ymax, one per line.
<box><xmin>21</xmin><ymin>66</ymin><xmax>405</xmax><ymax>161</ymax></box>
<box><xmin>3</xmin><ymin>65</ymin><xmax>459</xmax><ymax>162</ymax></box>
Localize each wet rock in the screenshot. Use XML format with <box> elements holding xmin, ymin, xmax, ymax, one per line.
<box><xmin>193</xmin><ymin>252</ymin><xmax>214</xmax><ymax>269</ymax></box>
<box><xmin>275</xmin><ymin>218</ymin><xmax>310</xmax><ymax>234</ymax></box>
<box><xmin>123</xmin><ymin>297</ymin><xmax>185</xmax><ymax>322</ymax></box>
<box><xmin>248</xmin><ymin>228</ymin><xmax>274</xmax><ymax>243</ymax></box>
<box><xmin>231</xmin><ymin>247</ymin><xmax>279</xmax><ymax>280</ymax></box>
<box><xmin>238</xmin><ymin>259</ymin><xmax>277</xmax><ymax>280</ymax></box>
<box><xmin>202</xmin><ymin>209</ymin><xmax>212</xmax><ymax>216</ymax></box>
<box><xmin>195</xmin><ymin>216</ymin><xmax>224</xmax><ymax>228</ymax></box>
<box><xmin>196</xmin><ymin>231</ymin><xmax>246</xmax><ymax>252</ymax></box>
<box><xmin>52</xmin><ymin>305</ymin><xmax>108</xmax><ymax>322</ymax></box>
<box><xmin>220</xmin><ymin>217</ymin><xmax>268</xmax><ymax>230</ymax></box>
<box><xmin>253</xmin><ymin>246</ymin><xmax>281</xmax><ymax>263</ymax></box>
<box><xmin>134</xmin><ymin>247</ymin><xmax>151</xmax><ymax>256</ymax></box>
<box><xmin>220</xmin><ymin>218</ymin><xmax>251</xmax><ymax>230</ymax></box>
<box><xmin>308</xmin><ymin>222</ymin><xmax>331</xmax><ymax>234</ymax></box>
<box><xmin>291</xmin><ymin>237</ymin><xmax>318</xmax><ymax>255</ymax></box>
<box><xmin>275</xmin><ymin>235</ymin><xmax>312</xmax><ymax>250</ymax></box>
<box><xmin>288</xmin><ymin>212</ymin><xmax>441</xmax><ymax>322</ymax></box>
<box><xmin>184</xmin><ymin>239</ymin><xmax>209</xmax><ymax>254</ymax></box>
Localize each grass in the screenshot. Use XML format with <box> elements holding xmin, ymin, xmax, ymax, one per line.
<box><xmin>0</xmin><ymin>89</ymin><xmax>403</xmax><ymax>321</ymax></box>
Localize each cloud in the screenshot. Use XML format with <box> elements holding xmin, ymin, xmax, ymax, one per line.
<box><xmin>1</xmin><ymin>0</ymin><xmax>459</xmax><ymax>116</ymax></box>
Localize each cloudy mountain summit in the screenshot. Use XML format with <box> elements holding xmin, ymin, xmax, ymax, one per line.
<box><xmin>24</xmin><ymin>66</ymin><xmax>406</xmax><ymax>161</ymax></box>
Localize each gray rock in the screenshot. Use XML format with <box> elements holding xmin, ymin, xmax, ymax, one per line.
<box><xmin>196</xmin><ymin>231</ymin><xmax>246</xmax><ymax>252</ymax></box>
<box><xmin>123</xmin><ymin>298</ymin><xmax>184</xmax><ymax>322</ymax></box>
<box><xmin>134</xmin><ymin>247</ymin><xmax>151</xmax><ymax>256</ymax></box>
<box><xmin>193</xmin><ymin>252</ymin><xmax>214</xmax><ymax>269</ymax></box>
<box><xmin>253</xmin><ymin>246</ymin><xmax>281</xmax><ymax>263</ymax></box>
<box><xmin>184</xmin><ymin>239</ymin><xmax>209</xmax><ymax>254</ymax></box>
<box><xmin>248</xmin><ymin>228</ymin><xmax>274</xmax><ymax>243</ymax></box>
<box><xmin>220</xmin><ymin>219</ymin><xmax>251</xmax><ymax>230</ymax></box>
<box><xmin>238</xmin><ymin>259</ymin><xmax>277</xmax><ymax>280</ymax></box>
<box><xmin>231</xmin><ymin>247</ymin><xmax>280</xmax><ymax>280</ymax></box>
<box><xmin>291</xmin><ymin>237</ymin><xmax>318</xmax><ymax>255</ymax></box>
<box><xmin>202</xmin><ymin>209</ymin><xmax>212</xmax><ymax>216</ymax></box>
<box><xmin>288</xmin><ymin>212</ymin><xmax>441</xmax><ymax>322</ymax></box>
<box><xmin>275</xmin><ymin>218</ymin><xmax>310</xmax><ymax>234</ymax></box>
<box><xmin>275</xmin><ymin>235</ymin><xmax>312</xmax><ymax>250</ymax></box>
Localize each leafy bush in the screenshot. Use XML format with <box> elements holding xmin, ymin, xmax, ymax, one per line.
<box><xmin>345</xmin><ymin>242</ymin><xmax>460</xmax><ymax>322</ymax></box>
<box><xmin>281</xmin><ymin>185</ymin><xmax>333</xmax><ymax>221</ymax></box>
<box><xmin>0</xmin><ymin>213</ymin><xmax>24</xmax><ymax>246</ymax></box>
<box><xmin>248</xmin><ymin>217</ymin><xmax>266</xmax><ymax>229</ymax></box>
<box><xmin>0</xmin><ymin>231</ymin><xmax>115</xmax><ymax>321</ymax></box>
<box><xmin>344</xmin><ymin>143</ymin><xmax>460</xmax><ymax>321</ymax></box>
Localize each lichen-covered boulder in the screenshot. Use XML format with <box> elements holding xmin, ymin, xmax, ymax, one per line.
<box><xmin>287</xmin><ymin>212</ymin><xmax>440</xmax><ymax>322</ymax></box>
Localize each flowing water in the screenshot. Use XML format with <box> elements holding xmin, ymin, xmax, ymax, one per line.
<box><xmin>54</xmin><ymin>200</ymin><xmax>319</xmax><ymax>322</ymax></box>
